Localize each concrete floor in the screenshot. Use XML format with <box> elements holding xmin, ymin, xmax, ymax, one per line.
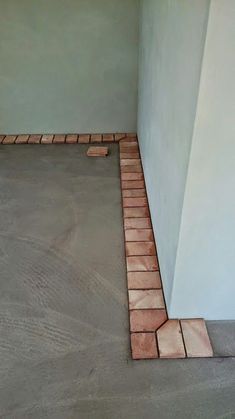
<box><xmin>0</xmin><ymin>144</ymin><xmax>234</xmax><ymax>419</ymax></box>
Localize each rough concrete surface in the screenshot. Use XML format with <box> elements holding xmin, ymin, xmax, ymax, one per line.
<box><xmin>0</xmin><ymin>144</ymin><xmax>234</xmax><ymax>419</ymax></box>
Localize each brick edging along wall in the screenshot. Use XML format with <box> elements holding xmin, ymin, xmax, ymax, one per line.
<box><xmin>0</xmin><ymin>132</ymin><xmax>214</xmax><ymax>360</ymax></box>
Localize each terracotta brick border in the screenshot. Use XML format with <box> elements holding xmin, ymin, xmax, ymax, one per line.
<box><xmin>0</xmin><ymin>132</ymin><xmax>214</xmax><ymax>359</ymax></box>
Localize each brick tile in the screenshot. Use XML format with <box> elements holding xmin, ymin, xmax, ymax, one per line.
<box><xmin>126</xmin><ymin>133</ymin><xmax>137</xmax><ymax>138</ymax></box>
<box><xmin>66</xmin><ymin>134</ymin><xmax>78</xmax><ymax>143</ymax></box>
<box><xmin>157</xmin><ymin>320</ymin><xmax>186</xmax><ymax>359</ymax></box>
<box><xmin>121</xmin><ymin>159</ymin><xmax>141</xmax><ymax>166</ymax></box>
<box><xmin>122</xmin><ymin>189</ymin><xmax>146</xmax><ymax>198</ymax></box>
<box><xmin>127</xmin><ymin>256</ymin><xmax>159</xmax><ymax>272</ymax></box>
<box><xmin>41</xmin><ymin>135</ymin><xmax>54</xmax><ymax>144</ymax></box>
<box><xmin>124</xmin><ymin>218</ymin><xmax>151</xmax><ymax>230</ymax></box>
<box><xmin>121</xmin><ymin>166</ymin><xmax>143</xmax><ymax>174</ymax></box>
<box><xmin>126</xmin><ymin>242</ymin><xmax>155</xmax><ymax>256</ymax></box>
<box><xmin>125</xmin><ymin>229</ymin><xmax>154</xmax><ymax>242</ymax></box>
<box><xmin>79</xmin><ymin>134</ymin><xmax>90</xmax><ymax>143</ymax></box>
<box><xmin>130</xmin><ymin>309</ymin><xmax>167</xmax><ymax>332</ymax></box>
<box><xmin>123</xmin><ymin>197</ymin><xmax>147</xmax><ymax>208</ymax></box>
<box><xmin>103</xmin><ymin>134</ymin><xmax>114</xmax><ymax>142</ymax></box>
<box><xmin>122</xmin><ymin>180</ymin><xmax>145</xmax><ymax>189</ymax></box>
<box><xmin>0</xmin><ymin>135</ymin><xmax>5</xmax><ymax>143</ymax></box>
<box><xmin>120</xmin><ymin>153</ymin><xmax>140</xmax><ymax>159</ymax></box>
<box><xmin>180</xmin><ymin>319</ymin><xmax>213</xmax><ymax>358</ymax></box>
<box><xmin>121</xmin><ymin>173</ymin><xmax>144</xmax><ymax>181</ymax></box>
<box><xmin>129</xmin><ymin>289</ymin><xmax>165</xmax><ymax>309</ymax></box>
<box><xmin>119</xmin><ymin>147</ymin><xmax>139</xmax><ymax>155</ymax></box>
<box><xmin>131</xmin><ymin>333</ymin><xmax>158</xmax><ymax>359</ymax></box>
<box><xmin>53</xmin><ymin>134</ymin><xmax>65</xmax><ymax>143</ymax></box>
<box><xmin>124</xmin><ymin>207</ymin><xmax>149</xmax><ymax>218</ymax></box>
<box><xmin>120</xmin><ymin>139</ymin><xmax>138</xmax><ymax>146</ymax></box>
<box><xmin>115</xmin><ymin>133</ymin><xmax>126</xmax><ymax>142</ymax></box>
<box><xmin>3</xmin><ymin>135</ymin><xmax>16</xmax><ymax>144</ymax></box>
<box><xmin>128</xmin><ymin>272</ymin><xmax>162</xmax><ymax>289</ymax></box>
<box><xmin>87</xmin><ymin>146</ymin><xmax>108</xmax><ymax>157</ymax></box>
<box><xmin>15</xmin><ymin>135</ymin><xmax>28</xmax><ymax>144</ymax></box>
<box><xmin>90</xmin><ymin>134</ymin><xmax>102</xmax><ymax>143</ymax></box>
<box><xmin>28</xmin><ymin>135</ymin><xmax>41</xmax><ymax>144</ymax></box>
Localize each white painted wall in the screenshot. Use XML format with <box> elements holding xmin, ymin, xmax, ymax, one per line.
<box><xmin>170</xmin><ymin>0</ymin><xmax>235</xmax><ymax>319</ymax></box>
<box><xmin>138</xmin><ymin>0</ymin><xmax>210</xmax><ymax>307</ymax></box>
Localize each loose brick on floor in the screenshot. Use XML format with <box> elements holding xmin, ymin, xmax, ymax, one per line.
<box><xmin>90</xmin><ymin>134</ymin><xmax>102</xmax><ymax>143</ymax></box>
<box><xmin>131</xmin><ymin>333</ymin><xmax>158</xmax><ymax>360</ymax></box>
<box><xmin>124</xmin><ymin>217</ymin><xmax>151</xmax><ymax>230</ymax></box>
<box><xmin>66</xmin><ymin>134</ymin><xmax>78</xmax><ymax>143</ymax></box>
<box><xmin>128</xmin><ymin>272</ymin><xmax>162</xmax><ymax>290</ymax></box>
<box><xmin>127</xmin><ymin>256</ymin><xmax>159</xmax><ymax>272</ymax></box>
<box><xmin>122</xmin><ymin>190</ymin><xmax>146</xmax><ymax>198</ymax></box>
<box><xmin>79</xmin><ymin>134</ymin><xmax>90</xmax><ymax>143</ymax></box>
<box><xmin>15</xmin><ymin>135</ymin><xmax>29</xmax><ymax>144</ymax></box>
<box><xmin>122</xmin><ymin>180</ymin><xmax>145</xmax><ymax>189</ymax></box>
<box><xmin>3</xmin><ymin>135</ymin><xmax>16</xmax><ymax>144</ymax></box>
<box><xmin>129</xmin><ymin>289</ymin><xmax>165</xmax><ymax>310</ymax></box>
<box><xmin>123</xmin><ymin>197</ymin><xmax>147</xmax><ymax>208</ymax></box>
<box><xmin>180</xmin><ymin>319</ymin><xmax>213</xmax><ymax>358</ymax></box>
<box><xmin>126</xmin><ymin>242</ymin><xmax>155</xmax><ymax>257</ymax></box>
<box><xmin>41</xmin><ymin>135</ymin><xmax>54</xmax><ymax>144</ymax></box>
<box><xmin>28</xmin><ymin>135</ymin><xmax>41</xmax><ymax>144</ymax></box>
<box><xmin>125</xmin><ymin>229</ymin><xmax>154</xmax><ymax>242</ymax></box>
<box><xmin>124</xmin><ymin>207</ymin><xmax>149</xmax><ymax>218</ymax></box>
<box><xmin>87</xmin><ymin>146</ymin><xmax>108</xmax><ymax>157</ymax></box>
<box><xmin>157</xmin><ymin>320</ymin><xmax>186</xmax><ymax>359</ymax></box>
<box><xmin>53</xmin><ymin>135</ymin><xmax>65</xmax><ymax>144</ymax></box>
<box><xmin>130</xmin><ymin>309</ymin><xmax>167</xmax><ymax>332</ymax></box>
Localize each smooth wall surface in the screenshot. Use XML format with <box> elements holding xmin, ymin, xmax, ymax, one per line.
<box><xmin>0</xmin><ymin>0</ymin><xmax>139</xmax><ymax>134</ymax></box>
<box><xmin>170</xmin><ymin>0</ymin><xmax>235</xmax><ymax>319</ymax></box>
<box><xmin>138</xmin><ymin>0</ymin><xmax>210</xmax><ymax>307</ymax></box>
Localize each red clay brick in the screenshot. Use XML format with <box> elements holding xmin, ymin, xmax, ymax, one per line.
<box><xmin>41</xmin><ymin>135</ymin><xmax>54</xmax><ymax>144</ymax></box>
<box><xmin>121</xmin><ymin>173</ymin><xmax>144</xmax><ymax>181</ymax></box>
<box><xmin>123</xmin><ymin>197</ymin><xmax>147</xmax><ymax>208</ymax></box>
<box><xmin>122</xmin><ymin>190</ymin><xmax>146</xmax><ymax>198</ymax></box>
<box><xmin>90</xmin><ymin>134</ymin><xmax>102</xmax><ymax>143</ymax></box>
<box><xmin>130</xmin><ymin>309</ymin><xmax>167</xmax><ymax>332</ymax></box>
<box><xmin>78</xmin><ymin>134</ymin><xmax>90</xmax><ymax>143</ymax></box>
<box><xmin>121</xmin><ymin>166</ymin><xmax>143</xmax><ymax>174</ymax></box>
<box><xmin>126</xmin><ymin>133</ymin><xmax>137</xmax><ymax>138</ymax></box>
<box><xmin>129</xmin><ymin>289</ymin><xmax>165</xmax><ymax>309</ymax></box>
<box><xmin>28</xmin><ymin>135</ymin><xmax>41</xmax><ymax>144</ymax></box>
<box><xmin>126</xmin><ymin>242</ymin><xmax>155</xmax><ymax>256</ymax></box>
<box><xmin>103</xmin><ymin>134</ymin><xmax>114</xmax><ymax>142</ymax></box>
<box><xmin>66</xmin><ymin>134</ymin><xmax>78</xmax><ymax>143</ymax></box>
<box><xmin>125</xmin><ymin>229</ymin><xmax>154</xmax><ymax>242</ymax></box>
<box><xmin>87</xmin><ymin>146</ymin><xmax>108</xmax><ymax>157</ymax></box>
<box><xmin>3</xmin><ymin>135</ymin><xmax>16</xmax><ymax>144</ymax></box>
<box><xmin>124</xmin><ymin>207</ymin><xmax>149</xmax><ymax>218</ymax></box>
<box><xmin>120</xmin><ymin>140</ymin><xmax>138</xmax><ymax>146</ymax></box>
<box><xmin>115</xmin><ymin>133</ymin><xmax>126</xmax><ymax>142</ymax></box>
<box><xmin>122</xmin><ymin>180</ymin><xmax>145</xmax><ymax>189</ymax></box>
<box><xmin>121</xmin><ymin>159</ymin><xmax>141</xmax><ymax>166</ymax></box>
<box><xmin>124</xmin><ymin>218</ymin><xmax>151</xmax><ymax>230</ymax></box>
<box><xmin>120</xmin><ymin>153</ymin><xmax>140</xmax><ymax>159</ymax></box>
<box><xmin>53</xmin><ymin>135</ymin><xmax>65</xmax><ymax>143</ymax></box>
<box><xmin>131</xmin><ymin>333</ymin><xmax>158</xmax><ymax>359</ymax></box>
<box><xmin>127</xmin><ymin>256</ymin><xmax>159</xmax><ymax>272</ymax></box>
<box><xmin>128</xmin><ymin>272</ymin><xmax>162</xmax><ymax>290</ymax></box>
<box><xmin>15</xmin><ymin>135</ymin><xmax>29</xmax><ymax>144</ymax></box>
<box><xmin>157</xmin><ymin>320</ymin><xmax>186</xmax><ymax>359</ymax></box>
<box><xmin>120</xmin><ymin>147</ymin><xmax>139</xmax><ymax>155</ymax></box>
<box><xmin>180</xmin><ymin>319</ymin><xmax>213</xmax><ymax>358</ymax></box>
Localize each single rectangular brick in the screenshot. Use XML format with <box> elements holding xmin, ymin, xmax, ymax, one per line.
<box><xmin>121</xmin><ymin>159</ymin><xmax>141</xmax><ymax>166</ymax></box>
<box><xmin>180</xmin><ymin>319</ymin><xmax>213</xmax><ymax>358</ymax></box>
<box><xmin>120</xmin><ymin>139</ymin><xmax>138</xmax><ymax>146</ymax></box>
<box><xmin>129</xmin><ymin>289</ymin><xmax>165</xmax><ymax>310</ymax></box>
<box><xmin>122</xmin><ymin>190</ymin><xmax>146</xmax><ymax>198</ymax></box>
<box><xmin>125</xmin><ymin>229</ymin><xmax>154</xmax><ymax>242</ymax></box>
<box><xmin>126</xmin><ymin>242</ymin><xmax>155</xmax><ymax>257</ymax></box>
<box><xmin>157</xmin><ymin>320</ymin><xmax>186</xmax><ymax>359</ymax></box>
<box><xmin>120</xmin><ymin>147</ymin><xmax>139</xmax><ymax>155</ymax></box>
<box><xmin>121</xmin><ymin>166</ymin><xmax>143</xmax><ymax>173</ymax></box>
<box><xmin>124</xmin><ymin>218</ymin><xmax>151</xmax><ymax>230</ymax></box>
<box><xmin>122</xmin><ymin>180</ymin><xmax>145</xmax><ymax>189</ymax></box>
<box><xmin>123</xmin><ymin>197</ymin><xmax>147</xmax><ymax>208</ymax></box>
<box><xmin>121</xmin><ymin>173</ymin><xmax>144</xmax><ymax>181</ymax></box>
<box><xmin>124</xmin><ymin>207</ymin><xmax>149</xmax><ymax>218</ymax></box>
<box><xmin>131</xmin><ymin>333</ymin><xmax>158</xmax><ymax>360</ymax></box>
<box><xmin>3</xmin><ymin>135</ymin><xmax>16</xmax><ymax>144</ymax></box>
<box><xmin>53</xmin><ymin>135</ymin><xmax>65</xmax><ymax>143</ymax></box>
<box><xmin>120</xmin><ymin>153</ymin><xmax>140</xmax><ymax>159</ymax></box>
<box><xmin>15</xmin><ymin>135</ymin><xmax>29</xmax><ymax>144</ymax></box>
<box><xmin>41</xmin><ymin>135</ymin><xmax>54</xmax><ymax>144</ymax></box>
<box><xmin>103</xmin><ymin>134</ymin><xmax>114</xmax><ymax>142</ymax></box>
<box><xmin>127</xmin><ymin>256</ymin><xmax>158</xmax><ymax>272</ymax></box>
<box><xmin>115</xmin><ymin>133</ymin><xmax>126</xmax><ymax>142</ymax></box>
<box><xmin>28</xmin><ymin>135</ymin><xmax>41</xmax><ymax>144</ymax></box>
<box><xmin>78</xmin><ymin>134</ymin><xmax>90</xmax><ymax>143</ymax></box>
<box><xmin>130</xmin><ymin>309</ymin><xmax>167</xmax><ymax>332</ymax></box>
<box><xmin>87</xmin><ymin>146</ymin><xmax>108</xmax><ymax>157</ymax></box>
<box><xmin>128</xmin><ymin>272</ymin><xmax>162</xmax><ymax>290</ymax></box>
<box><xmin>66</xmin><ymin>134</ymin><xmax>78</xmax><ymax>143</ymax></box>
<box><xmin>90</xmin><ymin>134</ymin><xmax>102</xmax><ymax>143</ymax></box>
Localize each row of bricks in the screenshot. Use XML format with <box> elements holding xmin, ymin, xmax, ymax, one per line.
<box><xmin>119</xmin><ymin>139</ymin><xmax>213</xmax><ymax>359</ymax></box>
<box><xmin>0</xmin><ymin>133</ymin><xmax>136</xmax><ymax>145</ymax></box>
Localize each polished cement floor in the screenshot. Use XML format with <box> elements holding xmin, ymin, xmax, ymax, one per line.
<box><xmin>0</xmin><ymin>144</ymin><xmax>234</xmax><ymax>419</ymax></box>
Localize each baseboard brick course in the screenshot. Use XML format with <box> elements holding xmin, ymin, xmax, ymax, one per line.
<box><xmin>0</xmin><ymin>132</ymin><xmax>215</xmax><ymax>360</ymax></box>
